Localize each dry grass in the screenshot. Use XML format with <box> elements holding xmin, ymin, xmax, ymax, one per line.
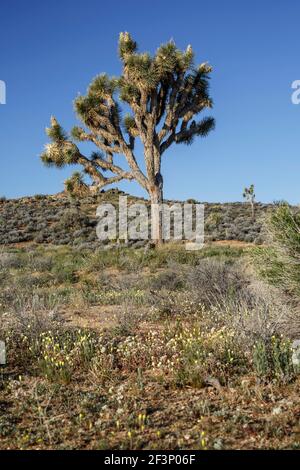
<box><xmin>1</xmin><ymin>244</ymin><xmax>300</xmax><ymax>449</ymax></box>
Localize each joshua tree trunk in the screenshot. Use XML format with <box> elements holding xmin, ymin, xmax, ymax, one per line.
<box><xmin>149</xmin><ymin>176</ymin><xmax>163</xmax><ymax>245</ymax></box>
<box><xmin>250</xmin><ymin>201</ymin><xmax>255</xmax><ymax>220</ymax></box>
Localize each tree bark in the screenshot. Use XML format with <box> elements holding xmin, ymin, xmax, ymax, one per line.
<box><xmin>149</xmin><ymin>175</ymin><xmax>163</xmax><ymax>246</ymax></box>
<box><xmin>250</xmin><ymin>201</ymin><xmax>255</xmax><ymax>220</ymax></box>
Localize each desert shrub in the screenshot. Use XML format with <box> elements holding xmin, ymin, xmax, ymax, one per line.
<box><xmin>2</xmin><ymin>305</ymin><xmax>62</xmax><ymax>369</ymax></box>
<box><xmin>0</xmin><ymin>267</ymin><xmax>8</xmax><ymax>285</ymax></box>
<box><xmin>33</xmin><ymin>329</ymin><xmax>97</xmax><ymax>382</ymax></box>
<box><xmin>112</xmin><ymin>308</ymin><xmax>145</xmax><ymax>338</ymax></box>
<box><xmin>144</xmin><ymin>259</ymin><xmax>297</xmax><ymax>384</ymax></box>
<box><xmin>142</xmin><ymin>256</ymin><xmax>252</xmax><ymax>319</ymax></box>
<box><xmin>252</xmin><ymin>204</ymin><xmax>300</xmax><ymax>299</ymax></box>
<box><xmin>54</xmin><ymin>208</ymin><xmax>89</xmax><ymax>231</ymax></box>
<box><xmin>29</xmin><ymin>255</ymin><xmax>53</xmax><ymax>272</ymax></box>
<box><xmin>55</xmin><ymin>237</ymin><xmax>73</xmax><ymax>245</ymax></box>
<box><xmin>114</xmin><ymin>318</ymin><xmax>248</xmax><ymax>386</ymax></box>
<box><xmin>252</xmin><ymin>335</ymin><xmax>294</xmax><ymax>382</ymax></box>
<box><xmin>89</xmin><ymin>352</ymin><xmax>116</xmax><ymax>386</ymax></box>
<box><xmin>150</xmin><ymin>284</ymin><xmax>295</xmax><ymax>384</ymax></box>
<box><xmin>5</xmin><ymin>231</ymin><xmax>23</xmax><ymax>244</ymax></box>
<box><xmin>51</xmin><ymin>262</ymin><xmax>77</xmax><ymax>284</ymax></box>
<box><xmin>252</xmin><ymin>246</ymin><xmax>284</xmax><ymax>286</ymax></box>
<box><xmin>205</xmin><ymin>211</ymin><xmax>222</xmax><ymax>227</ymax></box>
<box><xmin>0</xmin><ymin>252</ymin><xmax>25</xmax><ymax>269</ymax></box>
<box><xmin>83</xmin><ymin>248</ymin><xmax>148</xmax><ymax>272</ymax></box>
<box><xmin>115</xmin><ymin>327</ymin><xmax>171</xmax><ymax>372</ymax></box>
<box><xmin>73</xmin><ymin>285</ymin><xmax>145</xmax><ymax>307</ymax></box>
<box><xmin>146</xmin><ymin>290</ymin><xmax>181</xmax><ymax>319</ymax></box>
<box><xmin>34</xmin><ymin>233</ymin><xmax>47</xmax><ymax>243</ymax></box>
<box><xmin>51</xmin><ymin>246</ymin><xmax>86</xmax><ymax>263</ymax></box>
<box><xmin>1</xmin><ymin>283</ymin><xmax>73</xmax><ymax>317</ymax></box>
<box><xmin>186</xmin><ymin>259</ymin><xmax>252</xmax><ymax>308</ymax></box>
<box><xmin>244</xmin><ymin>233</ymin><xmax>255</xmax><ymax>243</ymax></box>
<box><xmin>3</xmin><ymin>312</ymin><xmax>98</xmax><ymax>382</ymax></box>
<box><xmin>148</xmin><ymin>269</ymin><xmax>184</xmax><ymax>291</ymax></box>
<box><xmin>33</xmin><ymin>194</ymin><xmax>47</xmax><ymax>200</ymax></box>
<box><xmin>173</xmin><ymin>324</ymin><xmax>247</xmax><ymax>387</ymax></box>
<box><xmin>36</xmin><ymin>222</ymin><xmax>47</xmax><ymax>231</ymax></box>
<box><xmin>15</xmin><ymin>273</ymin><xmax>53</xmax><ymax>289</ymax></box>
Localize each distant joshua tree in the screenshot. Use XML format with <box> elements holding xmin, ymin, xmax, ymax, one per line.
<box><xmin>243</xmin><ymin>184</ymin><xmax>256</xmax><ymax>219</ymax></box>
<box><xmin>41</xmin><ymin>33</ymin><xmax>215</xmax><ymax>244</ymax></box>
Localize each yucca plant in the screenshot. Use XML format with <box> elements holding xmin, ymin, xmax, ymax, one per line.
<box><xmin>41</xmin><ymin>33</ymin><xmax>215</xmax><ymax>244</ymax></box>
<box><xmin>254</xmin><ymin>203</ymin><xmax>300</xmax><ymax>298</ymax></box>
<box><xmin>64</xmin><ymin>171</ymin><xmax>89</xmax><ymax>197</ymax></box>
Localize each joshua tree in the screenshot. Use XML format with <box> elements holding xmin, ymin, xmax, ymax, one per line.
<box><xmin>64</xmin><ymin>171</ymin><xmax>89</xmax><ymax>197</ymax></box>
<box><xmin>41</xmin><ymin>32</ymin><xmax>215</xmax><ymax>244</ymax></box>
<box><xmin>243</xmin><ymin>184</ymin><xmax>256</xmax><ymax>219</ymax></box>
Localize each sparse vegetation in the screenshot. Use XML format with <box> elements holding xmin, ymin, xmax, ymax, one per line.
<box><xmin>1</xmin><ymin>239</ymin><xmax>300</xmax><ymax>449</ymax></box>
<box><xmin>0</xmin><ymin>192</ymin><xmax>270</xmax><ymax>247</ymax></box>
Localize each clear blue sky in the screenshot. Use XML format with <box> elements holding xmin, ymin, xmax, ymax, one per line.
<box><xmin>0</xmin><ymin>0</ymin><xmax>299</xmax><ymax>203</ymax></box>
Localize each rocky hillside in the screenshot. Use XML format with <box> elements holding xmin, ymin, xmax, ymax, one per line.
<box><xmin>0</xmin><ymin>190</ymin><xmax>272</xmax><ymax>248</ymax></box>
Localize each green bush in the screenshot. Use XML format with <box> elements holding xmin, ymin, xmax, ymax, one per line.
<box><xmin>51</xmin><ymin>263</ymin><xmax>78</xmax><ymax>284</ymax></box>
<box><xmin>253</xmin><ymin>204</ymin><xmax>300</xmax><ymax>297</ymax></box>
<box><xmin>253</xmin><ymin>336</ymin><xmax>294</xmax><ymax>382</ymax></box>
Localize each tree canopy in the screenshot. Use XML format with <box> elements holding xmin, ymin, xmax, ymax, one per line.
<box><xmin>41</xmin><ymin>32</ymin><xmax>214</xmax><ymax>193</ymax></box>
